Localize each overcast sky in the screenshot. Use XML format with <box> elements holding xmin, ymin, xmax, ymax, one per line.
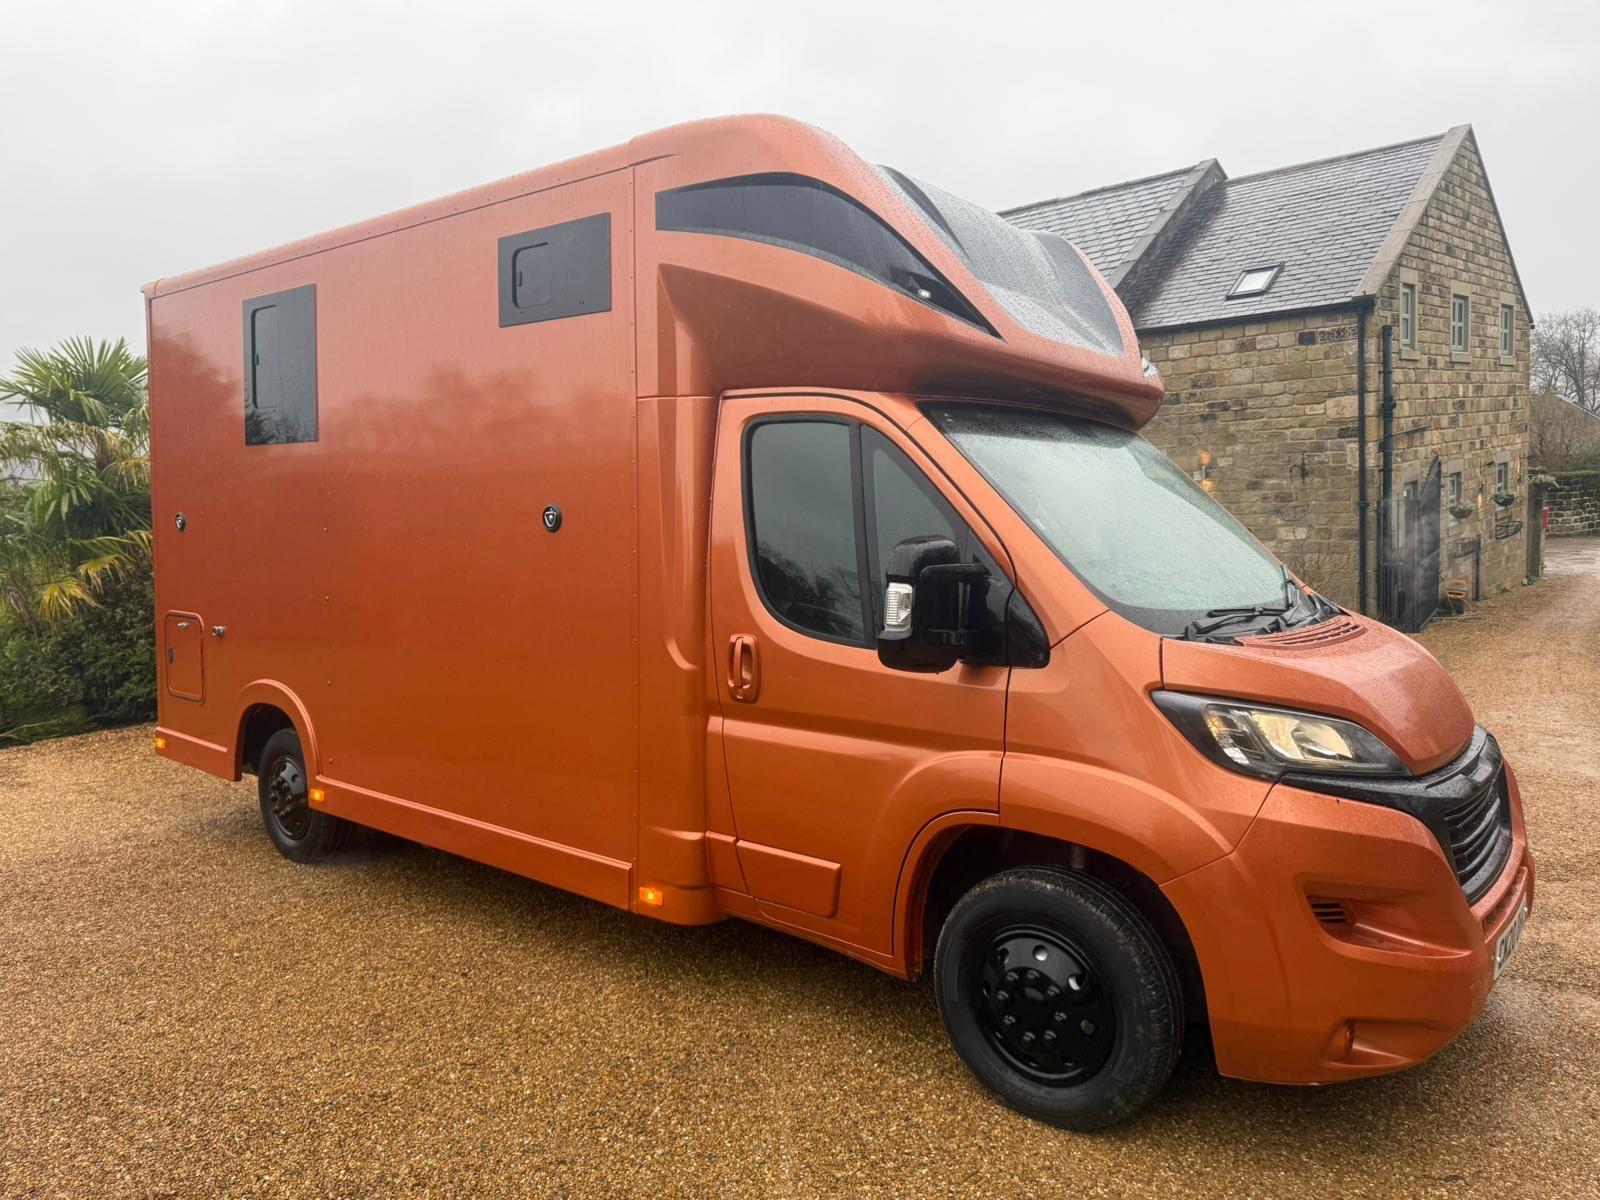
<box><xmin>2</xmin><ymin>0</ymin><xmax>1596</xmax><ymax>374</ymax></box>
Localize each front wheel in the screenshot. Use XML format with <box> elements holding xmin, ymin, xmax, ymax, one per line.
<box><xmin>933</xmin><ymin>867</ymin><xmax>1183</xmax><ymax>1130</ymax></box>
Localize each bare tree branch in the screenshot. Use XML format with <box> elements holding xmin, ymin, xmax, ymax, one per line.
<box><xmin>1533</xmin><ymin>307</ymin><xmax>1600</xmax><ymax>411</ymax></box>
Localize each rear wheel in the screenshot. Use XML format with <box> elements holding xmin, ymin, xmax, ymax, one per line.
<box><xmin>933</xmin><ymin>866</ymin><xmax>1183</xmax><ymax>1130</ymax></box>
<box><xmin>257</xmin><ymin>728</ymin><xmax>350</xmax><ymax>863</ymax></box>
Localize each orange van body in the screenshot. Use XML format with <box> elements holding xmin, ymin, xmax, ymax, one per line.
<box><xmin>146</xmin><ymin>116</ymin><xmax>1532</xmax><ymax>1091</ymax></box>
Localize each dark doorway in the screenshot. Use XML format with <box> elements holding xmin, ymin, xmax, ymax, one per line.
<box><xmin>1394</xmin><ymin>457</ymin><xmax>1442</xmax><ymax>632</ymax></box>
<box><xmin>1380</xmin><ymin>456</ymin><xmax>1442</xmax><ymax>632</ymax></box>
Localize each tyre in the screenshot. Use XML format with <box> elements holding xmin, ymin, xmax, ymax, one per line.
<box><xmin>257</xmin><ymin>727</ymin><xmax>351</xmax><ymax>863</ymax></box>
<box><xmin>933</xmin><ymin>866</ymin><xmax>1183</xmax><ymax>1130</ymax></box>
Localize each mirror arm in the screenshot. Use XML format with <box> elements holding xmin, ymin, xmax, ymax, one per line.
<box><xmin>918</xmin><ymin>562</ymin><xmax>989</xmax><ymax>586</ymax></box>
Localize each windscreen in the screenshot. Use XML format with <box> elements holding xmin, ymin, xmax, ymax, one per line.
<box><xmin>927</xmin><ymin>404</ymin><xmax>1291</xmax><ymax>635</ymax></box>
<box><xmin>878</xmin><ymin>167</ymin><xmax>1124</xmax><ymax>356</ymax></box>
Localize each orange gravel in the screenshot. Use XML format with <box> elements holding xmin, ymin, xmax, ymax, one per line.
<box><xmin>2</xmin><ymin>542</ymin><xmax>1597</xmax><ymax>1199</ymax></box>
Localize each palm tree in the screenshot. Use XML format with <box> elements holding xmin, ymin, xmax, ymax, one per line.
<box><xmin>0</xmin><ymin>337</ymin><xmax>151</xmax><ymax>624</ymax></box>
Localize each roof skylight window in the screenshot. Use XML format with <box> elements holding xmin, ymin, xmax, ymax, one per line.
<box><xmin>1227</xmin><ymin>264</ymin><xmax>1282</xmax><ymax>298</ymax></box>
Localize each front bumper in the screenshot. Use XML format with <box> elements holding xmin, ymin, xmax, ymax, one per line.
<box><xmin>1163</xmin><ymin>757</ymin><xmax>1533</xmax><ymax>1084</ymax></box>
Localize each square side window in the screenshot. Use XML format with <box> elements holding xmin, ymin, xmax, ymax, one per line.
<box><xmin>498</xmin><ymin>213</ymin><xmax>611</xmax><ymax>327</ymax></box>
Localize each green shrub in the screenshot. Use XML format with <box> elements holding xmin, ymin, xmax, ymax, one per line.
<box><xmin>0</xmin><ymin>568</ymin><xmax>154</xmax><ymax>744</ymax></box>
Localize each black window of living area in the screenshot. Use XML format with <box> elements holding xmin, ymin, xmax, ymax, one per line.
<box><xmin>497</xmin><ymin>213</ymin><xmax>612</xmax><ymax>328</ymax></box>
<box><xmin>243</xmin><ymin>284</ymin><xmax>317</xmax><ymax>446</ymax></box>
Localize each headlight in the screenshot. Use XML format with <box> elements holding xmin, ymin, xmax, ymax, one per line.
<box><xmin>1151</xmin><ymin>691</ymin><xmax>1407</xmax><ymax>779</ymax></box>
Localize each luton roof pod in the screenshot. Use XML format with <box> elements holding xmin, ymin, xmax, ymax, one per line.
<box><xmin>631</xmin><ymin>115</ymin><xmax>1165</xmax><ymax>426</ymax></box>
<box><xmin>141</xmin><ymin>114</ymin><xmax>1161</xmax><ymax>425</ymax></box>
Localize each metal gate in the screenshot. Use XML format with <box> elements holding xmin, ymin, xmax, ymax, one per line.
<box><xmin>1379</xmin><ymin>456</ymin><xmax>1442</xmax><ymax>632</ymax></box>
<box><xmin>1398</xmin><ymin>457</ymin><xmax>1443</xmax><ymax>632</ymax></box>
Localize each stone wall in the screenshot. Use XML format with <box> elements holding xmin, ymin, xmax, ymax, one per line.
<box><xmin>1370</xmin><ymin>133</ymin><xmax>1530</xmax><ymax>597</ymax></box>
<box><xmin>1138</xmin><ymin>310</ymin><xmax>1363</xmax><ymax>606</ymax></box>
<box><xmin>1545</xmin><ymin>473</ymin><xmax>1600</xmax><ymax>536</ymax></box>
<box><xmin>1134</xmin><ymin>133</ymin><xmax>1531</xmax><ymax>610</ymax></box>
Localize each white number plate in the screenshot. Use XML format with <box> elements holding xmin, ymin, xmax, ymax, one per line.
<box><xmin>1493</xmin><ymin>900</ymin><xmax>1528</xmax><ymax>980</ymax></box>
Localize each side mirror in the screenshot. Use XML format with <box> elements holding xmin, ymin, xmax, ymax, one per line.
<box><xmin>877</xmin><ymin>535</ymin><xmax>991</xmax><ymax>672</ymax></box>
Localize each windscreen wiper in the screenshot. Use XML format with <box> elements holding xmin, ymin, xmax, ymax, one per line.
<box><xmin>1182</xmin><ymin>602</ymin><xmax>1295</xmax><ymax>641</ymax></box>
<box><xmin>1181</xmin><ymin>580</ymin><xmax>1342</xmax><ymax>643</ymax></box>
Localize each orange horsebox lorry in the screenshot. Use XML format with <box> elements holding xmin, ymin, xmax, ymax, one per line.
<box><xmin>146</xmin><ymin>115</ymin><xmax>1532</xmax><ymax>1129</ymax></box>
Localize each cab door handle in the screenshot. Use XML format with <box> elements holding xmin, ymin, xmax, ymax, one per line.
<box><xmin>727</xmin><ymin>635</ymin><xmax>759</xmax><ymax>703</ymax></box>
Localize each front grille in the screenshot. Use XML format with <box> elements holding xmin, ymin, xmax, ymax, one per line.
<box><xmin>1281</xmin><ymin>726</ymin><xmax>1514</xmax><ymax>907</ymax></box>
<box><xmin>1443</xmin><ymin>769</ymin><xmax>1513</xmax><ymax>904</ymax></box>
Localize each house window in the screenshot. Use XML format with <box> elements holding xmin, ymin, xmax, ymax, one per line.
<box><xmin>1496</xmin><ymin>461</ymin><xmax>1510</xmax><ymax>493</ymax></box>
<box><xmin>1227</xmin><ymin>264</ymin><xmax>1281</xmax><ymax>299</ymax></box>
<box><xmin>1448</xmin><ymin>471</ymin><xmax>1463</xmax><ymax>509</ymax></box>
<box><xmin>1400</xmin><ymin>283</ymin><xmax>1416</xmax><ymax>347</ymax></box>
<box><xmin>243</xmin><ymin>284</ymin><xmax>317</xmax><ymax>445</ymax></box>
<box><xmin>1451</xmin><ymin>294</ymin><xmax>1469</xmax><ymax>354</ymax></box>
<box><xmin>1500</xmin><ymin>304</ymin><xmax>1514</xmax><ymax>357</ymax></box>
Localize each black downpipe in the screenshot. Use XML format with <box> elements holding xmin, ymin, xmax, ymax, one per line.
<box><xmin>1378</xmin><ymin>325</ymin><xmax>1396</xmax><ymax>622</ymax></box>
<box><xmin>1356</xmin><ymin>308</ymin><xmax>1369</xmax><ymax>614</ymax></box>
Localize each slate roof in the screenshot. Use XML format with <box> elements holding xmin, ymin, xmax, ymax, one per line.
<box><xmin>1002</xmin><ymin>131</ymin><xmax>1488</xmax><ymax>332</ymax></box>
<box><xmin>1128</xmin><ymin>135</ymin><xmax>1443</xmax><ymax>330</ymax></box>
<box><xmin>1001</xmin><ymin>166</ymin><xmax>1200</xmax><ymax>280</ymax></box>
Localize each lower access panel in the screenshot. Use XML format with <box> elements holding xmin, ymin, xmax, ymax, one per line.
<box><xmin>163</xmin><ymin>612</ymin><xmax>204</xmax><ymax>702</ymax></box>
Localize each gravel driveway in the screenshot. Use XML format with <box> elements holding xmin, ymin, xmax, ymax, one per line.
<box><xmin>4</xmin><ymin>542</ymin><xmax>1598</xmax><ymax>1199</ymax></box>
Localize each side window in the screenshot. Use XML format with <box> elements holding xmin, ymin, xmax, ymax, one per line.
<box><xmin>244</xmin><ymin>284</ymin><xmax>317</xmax><ymax>445</ymax></box>
<box><xmin>745</xmin><ymin>420</ymin><xmax>867</xmax><ymax>644</ymax></box>
<box><xmin>498</xmin><ymin>213</ymin><xmax>611</xmax><ymax>327</ymax></box>
<box><xmin>655</xmin><ymin>174</ymin><xmax>992</xmax><ymax>334</ymax></box>
<box><xmin>862</xmin><ymin>429</ymin><xmax>987</xmax><ymax>627</ymax></box>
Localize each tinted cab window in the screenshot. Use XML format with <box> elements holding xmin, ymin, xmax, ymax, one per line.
<box><xmin>746</xmin><ymin>420</ymin><xmax>866</xmax><ymax>643</ymax></box>
<box><xmin>745</xmin><ymin>418</ymin><xmax>998</xmax><ymax>645</ymax></box>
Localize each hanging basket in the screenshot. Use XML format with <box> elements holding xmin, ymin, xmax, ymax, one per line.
<box><xmin>1491</xmin><ymin>491</ymin><xmax>1519</xmax><ymax>508</ymax></box>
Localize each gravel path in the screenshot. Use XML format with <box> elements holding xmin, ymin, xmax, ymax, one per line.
<box><xmin>3</xmin><ymin>543</ymin><xmax>1598</xmax><ymax>1199</ymax></box>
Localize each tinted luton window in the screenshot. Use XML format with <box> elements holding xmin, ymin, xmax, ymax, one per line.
<box><xmin>498</xmin><ymin>213</ymin><xmax>611</xmax><ymax>327</ymax></box>
<box><xmin>657</xmin><ymin>173</ymin><xmax>992</xmax><ymax>335</ymax></box>
<box><xmin>877</xmin><ymin>167</ymin><xmax>1123</xmax><ymax>355</ymax></box>
<box><xmin>244</xmin><ymin>284</ymin><xmax>317</xmax><ymax>445</ymax></box>
<box><xmin>746</xmin><ymin>421</ymin><xmax>866</xmax><ymax>643</ymax></box>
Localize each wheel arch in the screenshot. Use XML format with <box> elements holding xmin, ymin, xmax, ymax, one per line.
<box><xmin>898</xmin><ymin>821</ymin><xmax>1208</xmax><ymax>1022</ymax></box>
<box><xmin>232</xmin><ymin>680</ymin><xmax>321</xmax><ymax>779</ymax></box>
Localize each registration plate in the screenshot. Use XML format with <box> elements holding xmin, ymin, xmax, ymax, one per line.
<box><xmin>1493</xmin><ymin>900</ymin><xmax>1528</xmax><ymax>980</ymax></box>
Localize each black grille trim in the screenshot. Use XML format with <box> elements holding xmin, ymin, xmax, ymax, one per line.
<box><xmin>1444</xmin><ymin>770</ymin><xmax>1513</xmax><ymax>903</ymax></box>
<box><xmin>1281</xmin><ymin>726</ymin><xmax>1513</xmax><ymax>905</ymax></box>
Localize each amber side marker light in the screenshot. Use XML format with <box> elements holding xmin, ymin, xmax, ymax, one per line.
<box><xmin>308</xmin><ymin>787</ymin><xmax>326</xmax><ymax>805</ymax></box>
<box><xmin>153</xmin><ymin>735</ymin><xmax>168</xmax><ymax>752</ymax></box>
<box><xmin>638</xmin><ymin>886</ymin><xmax>665</xmax><ymax>908</ymax></box>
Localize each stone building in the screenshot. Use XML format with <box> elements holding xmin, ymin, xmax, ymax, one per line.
<box><xmin>1006</xmin><ymin>125</ymin><xmax>1532</xmax><ymax>622</ymax></box>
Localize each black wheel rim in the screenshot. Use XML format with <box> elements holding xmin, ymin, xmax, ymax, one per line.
<box><xmin>974</xmin><ymin>922</ymin><xmax>1117</xmax><ymax>1086</ymax></box>
<box><xmin>265</xmin><ymin>753</ymin><xmax>311</xmax><ymax>842</ymax></box>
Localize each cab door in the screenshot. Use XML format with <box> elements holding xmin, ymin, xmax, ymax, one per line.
<box><xmin>709</xmin><ymin>393</ymin><xmax>1011</xmax><ymax>958</ymax></box>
